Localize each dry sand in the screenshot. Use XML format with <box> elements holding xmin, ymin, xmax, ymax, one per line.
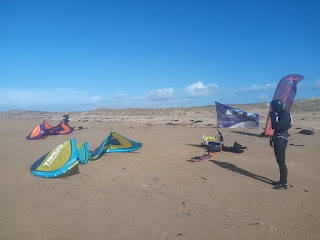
<box><xmin>0</xmin><ymin>106</ymin><xmax>319</xmax><ymax>240</ymax></box>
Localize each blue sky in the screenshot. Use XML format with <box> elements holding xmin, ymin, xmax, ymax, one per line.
<box><xmin>1</xmin><ymin>0</ymin><xmax>319</xmax><ymax>112</ymax></box>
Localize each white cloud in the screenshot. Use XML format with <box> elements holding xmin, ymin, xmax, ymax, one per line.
<box><xmin>86</xmin><ymin>96</ymin><xmax>104</xmax><ymax>103</ymax></box>
<box><xmin>258</xmin><ymin>94</ymin><xmax>270</xmax><ymax>100</ymax></box>
<box><xmin>0</xmin><ymin>88</ymin><xmax>89</xmax><ymax>111</ymax></box>
<box><xmin>0</xmin><ymin>78</ymin><xmax>318</xmax><ymax>111</ymax></box>
<box><xmin>231</xmin><ymin>82</ymin><xmax>277</xmax><ymax>94</ymax></box>
<box><xmin>148</xmin><ymin>87</ymin><xmax>175</xmax><ymax>100</ymax></box>
<box><xmin>184</xmin><ymin>81</ymin><xmax>219</xmax><ymax>98</ymax></box>
<box><xmin>114</xmin><ymin>93</ymin><xmax>127</xmax><ymax>100</ymax></box>
<box><xmin>248</xmin><ymin>83</ymin><xmax>277</xmax><ymax>91</ymax></box>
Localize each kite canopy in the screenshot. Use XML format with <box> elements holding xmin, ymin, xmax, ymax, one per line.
<box><xmin>30</xmin><ymin>131</ymin><xmax>142</xmax><ymax>178</ymax></box>
<box><xmin>30</xmin><ymin>138</ymin><xmax>85</xmax><ymax>178</ymax></box>
<box><xmin>26</xmin><ymin>121</ymin><xmax>74</xmax><ymax>140</ymax></box>
<box><xmin>89</xmin><ymin>131</ymin><xmax>142</xmax><ymax>160</ymax></box>
<box><xmin>263</xmin><ymin>74</ymin><xmax>304</xmax><ymax>136</ymax></box>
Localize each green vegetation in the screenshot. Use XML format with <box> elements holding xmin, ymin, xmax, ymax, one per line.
<box><xmin>291</xmin><ymin>98</ymin><xmax>320</xmax><ymax>112</ymax></box>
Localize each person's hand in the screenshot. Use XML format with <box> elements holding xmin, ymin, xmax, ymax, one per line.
<box><xmin>269</xmin><ymin>111</ymin><xmax>277</xmax><ymax>119</ymax></box>
<box><xmin>269</xmin><ymin>138</ymin><xmax>273</xmax><ymax>148</ymax></box>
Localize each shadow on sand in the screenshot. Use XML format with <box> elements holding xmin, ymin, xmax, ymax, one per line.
<box><xmin>185</xmin><ymin>143</ymin><xmax>207</xmax><ymax>149</ymax></box>
<box><xmin>209</xmin><ymin>159</ymin><xmax>274</xmax><ymax>185</ymax></box>
<box><xmin>231</xmin><ymin>130</ymin><xmax>263</xmax><ymax>138</ymax></box>
<box><xmin>60</xmin><ymin>165</ymin><xmax>80</xmax><ymax>179</ymax></box>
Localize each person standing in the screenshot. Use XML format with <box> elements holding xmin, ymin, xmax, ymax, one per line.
<box><xmin>269</xmin><ymin>99</ymin><xmax>292</xmax><ymax>190</ymax></box>
<box><xmin>62</xmin><ymin>112</ymin><xmax>70</xmax><ymax>125</ymax></box>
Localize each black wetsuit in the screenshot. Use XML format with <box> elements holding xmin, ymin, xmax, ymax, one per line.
<box><xmin>62</xmin><ymin>114</ymin><xmax>69</xmax><ymax>125</ymax></box>
<box><xmin>270</xmin><ymin>110</ymin><xmax>292</xmax><ymax>185</ymax></box>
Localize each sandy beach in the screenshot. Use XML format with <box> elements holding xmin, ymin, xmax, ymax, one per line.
<box><xmin>0</xmin><ymin>103</ymin><xmax>319</xmax><ymax>240</ymax></box>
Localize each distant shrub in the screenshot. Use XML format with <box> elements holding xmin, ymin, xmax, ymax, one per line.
<box><xmin>291</xmin><ymin>98</ymin><xmax>320</xmax><ymax>112</ymax></box>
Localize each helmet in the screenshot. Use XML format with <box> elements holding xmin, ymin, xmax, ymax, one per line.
<box><xmin>271</xmin><ymin>99</ymin><xmax>284</xmax><ymax>112</ymax></box>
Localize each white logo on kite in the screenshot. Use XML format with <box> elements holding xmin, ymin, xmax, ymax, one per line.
<box><xmin>44</xmin><ymin>142</ymin><xmax>68</xmax><ymax>166</ymax></box>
